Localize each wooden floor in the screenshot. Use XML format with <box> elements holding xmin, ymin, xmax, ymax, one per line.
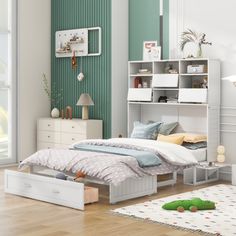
<box><xmin>0</xmin><ymin>167</ymin><xmax>227</xmax><ymax>236</ymax></box>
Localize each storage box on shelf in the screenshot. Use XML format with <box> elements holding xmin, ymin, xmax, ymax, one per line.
<box><xmin>127</xmin><ymin>58</ymin><xmax>220</xmax><ymax>162</ymax></box>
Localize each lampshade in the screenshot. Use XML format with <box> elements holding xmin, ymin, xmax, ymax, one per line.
<box><xmin>76</xmin><ymin>93</ymin><xmax>94</xmax><ymax>106</ymax></box>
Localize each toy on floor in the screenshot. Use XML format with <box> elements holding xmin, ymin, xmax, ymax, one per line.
<box><xmin>162</xmin><ymin>198</ymin><xmax>216</xmax><ymax>212</ymax></box>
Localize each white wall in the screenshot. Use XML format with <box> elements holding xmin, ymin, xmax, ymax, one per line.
<box><xmin>18</xmin><ymin>0</ymin><xmax>51</xmax><ymax>161</ymax></box>
<box><xmin>169</xmin><ymin>0</ymin><xmax>236</xmax><ymax>163</ymax></box>
<box><xmin>111</xmin><ymin>0</ymin><xmax>128</xmax><ymax>138</ymax></box>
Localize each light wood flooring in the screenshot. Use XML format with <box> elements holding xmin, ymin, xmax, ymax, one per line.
<box><xmin>0</xmin><ymin>167</ymin><xmax>227</xmax><ymax>236</ymax></box>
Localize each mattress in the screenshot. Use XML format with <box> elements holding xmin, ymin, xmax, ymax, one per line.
<box><xmin>189</xmin><ymin>148</ymin><xmax>207</xmax><ymax>162</ymax></box>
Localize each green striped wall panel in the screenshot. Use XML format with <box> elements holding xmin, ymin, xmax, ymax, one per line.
<box><xmin>129</xmin><ymin>0</ymin><xmax>169</xmax><ymax>60</ymax></box>
<box><xmin>51</xmin><ymin>0</ymin><xmax>111</xmax><ymax>138</ymax></box>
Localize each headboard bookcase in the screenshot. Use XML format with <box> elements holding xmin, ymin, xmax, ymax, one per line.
<box><xmin>127</xmin><ymin>58</ymin><xmax>220</xmax><ymax>162</ymax></box>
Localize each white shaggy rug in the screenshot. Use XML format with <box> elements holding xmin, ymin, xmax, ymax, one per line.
<box><xmin>112</xmin><ymin>185</ymin><xmax>236</xmax><ymax>236</ymax></box>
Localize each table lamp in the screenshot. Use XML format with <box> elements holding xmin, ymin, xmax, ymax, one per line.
<box><xmin>76</xmin><ymin>93</ymin><xmax>94</xmax><ymax>120</ymax></box>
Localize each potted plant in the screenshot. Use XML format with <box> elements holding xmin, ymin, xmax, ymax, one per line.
<box><xmin>180</xmin><ymin>29</ymin><xmax>212</xmax><ymax>58</ymax></box>
<box><xmin>42</xmin><ymin>73</ymin><xmax>63</xmax><ymax>118</ymax></box>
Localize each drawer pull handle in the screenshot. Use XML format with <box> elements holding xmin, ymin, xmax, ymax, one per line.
<box><xmin>48</xmin><ymin>136</ymin><xmax>50</xmax><ymax>138</ymax></box>
<box><xmin>72</xmin><ymin>126</ymin><xmax>75</xmax><ymax>129</ymax></box>
<box><xmin>52</xmin><ymin>190</ymin><xmax>60</xmax><ymax>194</ymax></box>
<box><xmin>72</xmin><ymin>138</ymin><xmax>75</xmax><ymax>141</ymax></box>
<box><xmin>24</xmin><ymin>183</ymin><xmax>32</xmax><ymax>188</ymax></box>
<box><xmin>48</xmin><ymin>124</ymin><xmax>51</xmax><ymax>127</ymax></box>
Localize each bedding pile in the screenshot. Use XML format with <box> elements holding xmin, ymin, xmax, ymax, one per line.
<box><xmin>19</xmin><ymin>138</ymin><xmax>197</xmax><ymax>185</ymax></box>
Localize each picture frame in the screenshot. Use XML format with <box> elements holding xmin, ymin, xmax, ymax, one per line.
<box><xmin>143</xmin><ymin>41</ymin><xmax>159</xmax><ymax>61</ymax></box>
<box><xmin>150</xmin><ymin>46</ymin><xmax>161</xmax><ymax>61</ymax></box>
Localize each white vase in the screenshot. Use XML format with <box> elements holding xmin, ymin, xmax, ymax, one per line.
<box><xmin>51</xmin><ymin>108</ymin><xmax>60</xmax><ymax>118</ymax></box>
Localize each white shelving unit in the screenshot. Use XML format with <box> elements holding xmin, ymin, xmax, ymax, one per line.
<box><xmin>127</xmin><ymin>58</ymin><xmax>221</xmax><ymax>162</ymax></box>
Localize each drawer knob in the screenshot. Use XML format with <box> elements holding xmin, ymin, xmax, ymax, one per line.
<box><xmin>24</xmin><ymin>183</ymin><xmax>32</xmax><ymax>188</ymax></box>
<box><xmin>72</xmin><ymin>126</ymin><xmax>75</xmax><ymax>129</ymax></box>
<box><xmin>52</xmin><ymin>190</ymin><xmax>60</xmax><ymax>194</ymax></box>
<box><xmin>72</xmin><ymin>138</ymin><xmax>75</xmax><ymax>141</ymax></box>
<box><xmin>48</xmin><ymin>136</ymin><xmax>50</xmax><ymax>138</ymax></box>
<box><xmin>48</xmin><ymin>124</ymin><xmax>51</xmax><ymax>127</ymax></box>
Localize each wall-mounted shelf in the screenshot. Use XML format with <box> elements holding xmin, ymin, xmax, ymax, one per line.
<box><xmin>180</xmin><ymin>73</ymin><xmax>208</xmax><ymax>76</ymax></box>
<box><xmin>128</xmin><ymin>101</ymin><xmax>208</xmax><ymax>107</ymax></box>
<box><xmin>130</xmin><ymin>74</ymin><xmax>153</xmax><ymax>77</ymax></box>
<box><xmin>55</xmin><ymin>27</ymin><xmax>101</xmax><ymax>58</ymax></box>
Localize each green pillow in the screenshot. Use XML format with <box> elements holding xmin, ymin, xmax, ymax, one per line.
<box><xmin>159</xmin><ymin>122</ymin><xmax>178</xmax><ymax>135</ymax></box>
<box><xmin>131</xmin><ymin>121</ymin><xmax>162</xmax><ymax>140</ymax></box>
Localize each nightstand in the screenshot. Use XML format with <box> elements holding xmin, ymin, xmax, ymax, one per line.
<box><xmin>37</xmin><ymin>118</ymin><xmax>103</xmax><ymax>150</ymax></box>
<box><xmin>184</xmin><ymin>162</ymin><xmax>231</xmax><ymax>186</ymax></box>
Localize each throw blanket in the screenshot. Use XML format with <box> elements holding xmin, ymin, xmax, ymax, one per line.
<box><xmin>73</xmin><ymin>144</ymin><xmax>162</xmax><ymax>168</ymax></box>
<box><xmin>76</xmin><ymin>138</ymin><xmax>198</xmax><ymax>166</ymax></box>
<box><xmin>19</xmin><ymin>138</ymin><xmax>197</xmax><ymax>185</ymax></box>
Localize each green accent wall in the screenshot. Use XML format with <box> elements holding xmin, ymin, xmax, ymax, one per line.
<box><xmin>129</xmin><ymin>0</ymin><xmax>169</xmax><ymax>60</ymax></box>
<box><xmin>51</xmin><ymin>0</ymin><xmax>111</xmax><ymax>138</ymax></box>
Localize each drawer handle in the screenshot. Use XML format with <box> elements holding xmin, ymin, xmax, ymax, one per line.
<box><xmin>72</xmin><ymin>138</ymin><xmax>75</xmax><ymax>141</ymax></box>
<box><xmin>52</xmin><ymin>190</ymin><xmax>60</xmax><ymax>194</ymax></box>
<box><xmin>24</xmin><ymin>183</ymin><xmax>32</xmax><ymax>188</ymax></box>
<box><xmin>48</xmin><ymin>136</ymin><xmax>50</xmax><ymax>138</ymax></box>
<box><xmin>72</xmin><ymin>126</ymin><xmax>75</xmax><ymax>129</ymax></box>
<box><xmin>48</xmin><ymin>124</ymin><xmax>51</xmax><ymax>127</ymax></box>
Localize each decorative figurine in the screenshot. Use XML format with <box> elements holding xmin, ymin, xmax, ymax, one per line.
<box><xmin>134</xmin><ymin>77</ymin><xmax>142</xmax><ymax>88</ymax></box>
<box><xmin>65</xmin><ymin>106</ymin><xmax>73</xmax><ymax>119</ymax></box>
<box><xmin>61</xmin><ymin>109</ymin><xmax>64</xmax><ymax>119</ymax></box>
<box><xmin>217</xmin><ymin>145</ymin><xmax>226</xmax><ymax>163</ymax></box>
<box><xmin>71</xmin><ymin>51</ymin><xmax>77</xmax><ymax>69</ymax></box>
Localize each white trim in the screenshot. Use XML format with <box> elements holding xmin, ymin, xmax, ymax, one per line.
<box><xmin>169</xmin><ymin>0</ymin><xmax>184</xmax><ymax>59</ymax></box>
<box><xmin>0</xmin><ymin>0</ymin><xmax>17</xmax><ymax>165</ymax></box>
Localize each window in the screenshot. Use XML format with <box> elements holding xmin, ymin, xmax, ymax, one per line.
<box><xmin>0</xmin><ymin>0</ymin><xmax>16</xmax><ymax>164</ymax></box>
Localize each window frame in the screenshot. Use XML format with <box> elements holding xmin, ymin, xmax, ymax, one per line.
<box><xmin>0</xmin><ymin>0</ymin><xmax>17</xmax><ymax>165</ymax></box>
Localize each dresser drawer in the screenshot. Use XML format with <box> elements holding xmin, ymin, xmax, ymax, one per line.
<box><xmin>61</xmin><ymin>120</ymin><xmax>86</xmax><ymax>134</ymax></box>
<box><xmin>38</xmin><ymin>119</ymin><xmax>61</xmax><ymax>132</ymax></box>
<box><xmin>5</xmin><ymin>170</ymin><xmax>98</xmax><ymax>210</ymax></box>
<box><xmin>38</xmin><ymin>131</ymin><xmax>61</xmax><ymax>143</ymax></box>
<box><xmin>61</xmin><ymin>133</ymin><xmax>86</xmax><ymax>145</ymax></box>
<box><xmin>37</xmin><ymin>142</ymin><xmax>62</xmax><ymax>150</ymax></box>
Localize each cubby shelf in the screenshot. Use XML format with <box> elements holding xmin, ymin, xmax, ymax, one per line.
<box><xmin>130</xmin><ymin>74</ymin><xmax>153</xmax><ymax>77</ymax></box>
<box><xmin>128</xmin><ymin>101</ymin><xmax>208</xmax><ymax>106</ymax></box>
<box><xmin>127</xmin><ymin>58</ymin><xmax>221</xmax><ymax>162</ymax></box>
<box><xmin>180</xmin><ymin>73</ymin><xmax>208</xmax><ymax>76</ymax></box>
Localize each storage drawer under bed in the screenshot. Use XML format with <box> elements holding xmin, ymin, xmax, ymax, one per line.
<box><xmin>4</xmin><ymin>170</ymin><xmax>98</xmax><ymax>210</ymax></box>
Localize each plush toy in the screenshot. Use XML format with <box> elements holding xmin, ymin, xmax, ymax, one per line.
<box><xmin>162</xmin><ymin>198</ymin><xmax>216</xmax><ymax>212</ymax></box>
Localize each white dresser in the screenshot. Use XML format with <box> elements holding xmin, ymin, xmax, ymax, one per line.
<box><xmin>37</xmin><ymin>118</ymin><xmax>103</xmax><ymax>150</ymax></box>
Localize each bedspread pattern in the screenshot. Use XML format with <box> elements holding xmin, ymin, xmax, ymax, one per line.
<box><xmin>19</xmin><ymin>138</ymin><xmax>197</xmax><ymax>185</ymax></box>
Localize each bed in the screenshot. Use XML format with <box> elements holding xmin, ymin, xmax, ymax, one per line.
<box><xmin>189</xmin><ymin>148</ymin><xmax>207</xmax><ymax>162</ymax></box>
<box><xmin>9</xmin><ymin>138</ymin><xmax>198</xmax><ymax>205</ymax></box>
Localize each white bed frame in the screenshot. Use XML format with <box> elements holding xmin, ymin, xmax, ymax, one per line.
<box><xmin>28</xmin><ymin>165</ymin><xmax>176</xmax><ymax>204</ymax></box>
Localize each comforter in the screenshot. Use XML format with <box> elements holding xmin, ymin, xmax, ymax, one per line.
<box><xmin>19</xmin><ymin>138</ymin><xmax>197</xmax><ymax>185</ymax></box>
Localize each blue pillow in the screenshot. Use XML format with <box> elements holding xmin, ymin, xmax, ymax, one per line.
<box><xmin>131</xmin><ymin>121</ymin><xmax>162</xmax><ymax>139</ymax></box>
